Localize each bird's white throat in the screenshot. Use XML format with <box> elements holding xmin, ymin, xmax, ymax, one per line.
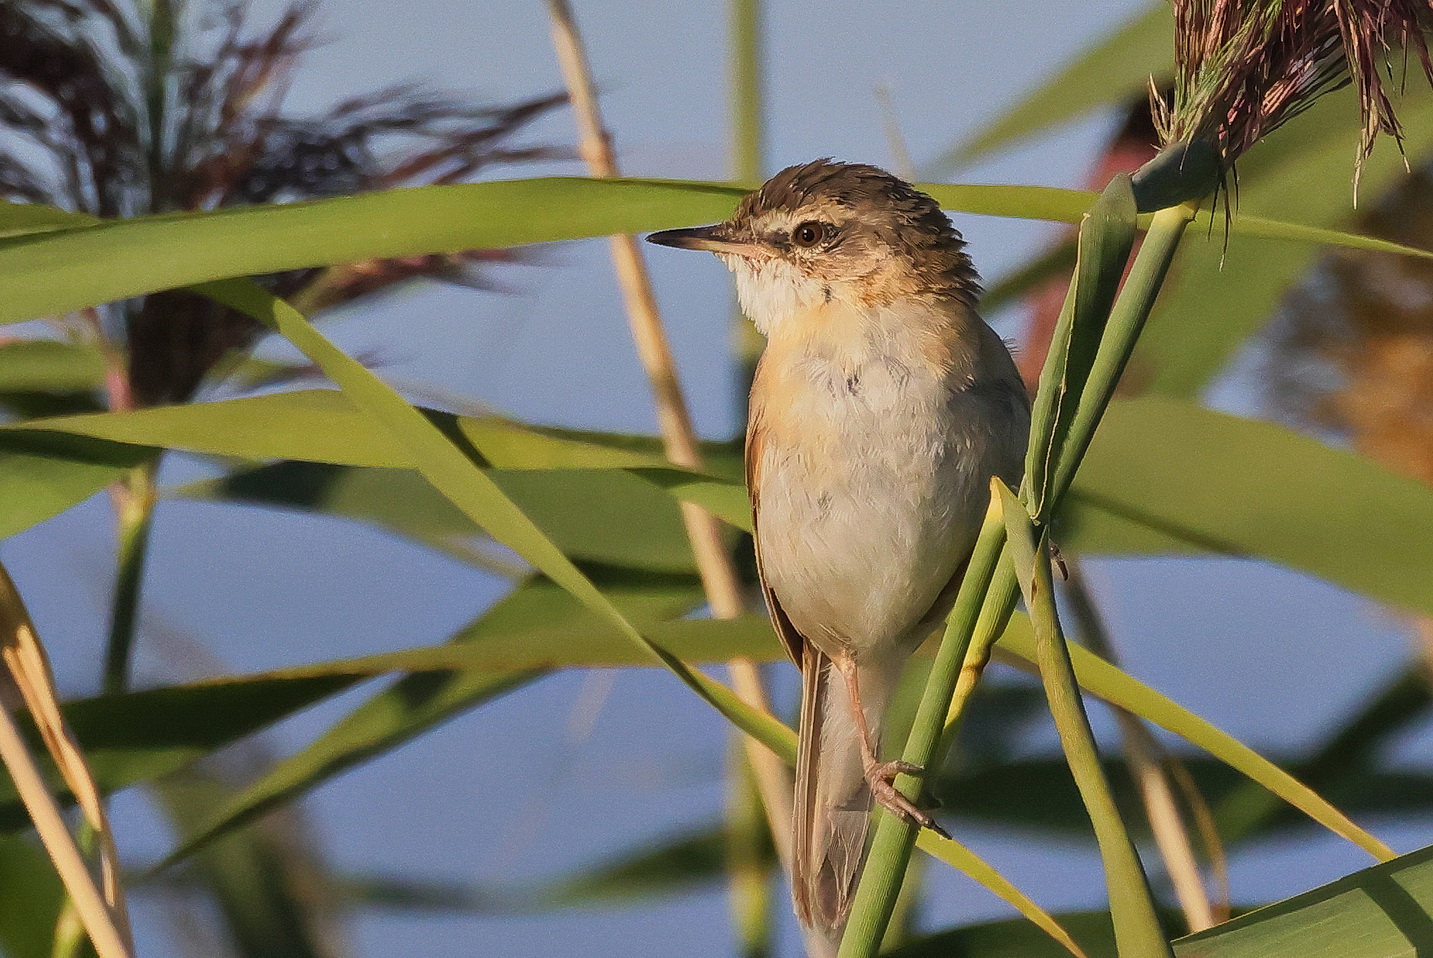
<box><xmin>723</xmin><ymin>255</ymin><xmax>829</xmax><ymax>336</ymax></box>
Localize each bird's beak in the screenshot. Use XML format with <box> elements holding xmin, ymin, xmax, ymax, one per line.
<box><xmin>646</xmin><ymin>224</ymin><xmax>770</xmax><ymax>259</ymax></box>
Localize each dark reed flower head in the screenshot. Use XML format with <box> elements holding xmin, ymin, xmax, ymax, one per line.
<box><xmin>1155</xmin><ymin>0</ymin><xmax>1433</xmax><ymax>182</ymax></box>
<box><xmin>0</xmin><ymin>0</ymin><xmax>565</xmax><ymax>406</ymax></box>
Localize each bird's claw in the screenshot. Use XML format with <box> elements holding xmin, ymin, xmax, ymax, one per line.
<box><xmin>864</xmin><ymin>759</ymin><xmax>951</xmax><ymax>839</ymax></box>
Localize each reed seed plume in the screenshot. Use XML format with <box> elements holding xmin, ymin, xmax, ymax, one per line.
<box><xmin>0</xmin><ymin>0</ymin><xmax>565</xmax><ymax>405</ymax></box>
<box><xmin>1156</xmin><ymin>0</ymin><xmax>1433</xmax><ymax>186</ymax></box>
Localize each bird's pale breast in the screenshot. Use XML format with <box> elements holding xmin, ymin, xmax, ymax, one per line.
<box><xmin>749</xmin><ymin>299</ymin><xmax>1021</xmax><ymax>660</ymax></box>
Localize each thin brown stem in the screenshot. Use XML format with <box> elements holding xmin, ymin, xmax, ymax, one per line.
<box><xmin>1413</xmin><ymin>618</ymin><xmax>1433</xmax><ymax>683</ymax></box>
<box><xmin>104</xmin><ymin>461</ymin><xmax>157</xmax><ymax>695</ymax></box>
<box><xmin>873</xmin><ymin>84</ymin><xmax>915</xmax><ymax>182</ymax></box>
<box><xmin>1065</xmin><ymin>560</ymin><xmax>1217</xmax><ymax>933</ymax></box>
<box><xmin>0</xmin><ymin>565</ymin><xmax>134</xmax><ymax>958</ymax></box>
<box><xmin>1164</xmin><ymin>748</ymin><xmax>1232</xmax><ymax>922</ymax></box>
<box><xmin>726</xmin><ymin>736</ymin><xmax>775</xmax><ymax>958</ymax></box>
<box><xmin>0</xmin><ymin>706</ymin><xmax>133</xmax><ymax>958</ymax></box>
<box><xmin>543</xmin><ymin>0</ymin><xmax>794</xmax><ymax>875</ymax></box>
<box><xmin>1118</xmin><ymin>717</ymin><xmax>1216</xmax><ymax>931</ymax></box>
<box><xmin>42</xmin><ymin>308</ymin><xmax>145</xmax><ymax>956</ymax></box>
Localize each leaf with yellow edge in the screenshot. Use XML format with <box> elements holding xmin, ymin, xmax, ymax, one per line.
<box><xmin>993</xmin><ymin>624</ymin><xmax>1395</xmax><ymax>863</ymax></box>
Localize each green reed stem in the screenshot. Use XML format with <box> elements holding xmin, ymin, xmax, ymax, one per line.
<box><xmin>840</xmin><ymin>186</ymin><xmax>1196</xmax><ymax>957</ymax></box>
<box><xmin>1048</xmin><ymin>202</ymin><xmax>1196</xmax><ymax>511</ymax></box>
<box><xmin>838</xmin><ymin>499</ymin><xmax>1007</xmax><ymax>957</ymax></box>
<box><xmin>103</xmin><ymin>461</ymin><xmax>157</xmax><ymax>695</ymax></box>
<box><xmin>1025</xmin><ymin>175</ymin><xmax>1137</xmax><ymax>518</ymax></box>
<box><xmin>1002</xmin><ymin>484</ymin><xmax>1171</xmax><ymax>958</ymax></box>
<box><xmin>938</xmin><ymin>554</ymin><xmax>1020</xmax><ymax>753</ymax></box>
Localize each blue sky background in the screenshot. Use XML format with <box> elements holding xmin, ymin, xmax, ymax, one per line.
<box><xmin>2</xmin><ymin>1</ymin><xmax>1431</xmax><ymax>956</ymax></box>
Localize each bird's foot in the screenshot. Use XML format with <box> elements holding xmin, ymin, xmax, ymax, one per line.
<box><xmin>864</xmin><ymin>759</ymin><xmax>951</xmax><ymax>839</ymax></box>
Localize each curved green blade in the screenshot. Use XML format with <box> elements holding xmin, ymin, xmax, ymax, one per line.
<box><xmin>0</xmin><ymin>178</ymin><xmax>1425</xmax><ymax>332</ymax></box>
<box><xmin>1171</xmin><ymin>845</ymin><xmax>1433</xmax><ymax>958</ymax></box>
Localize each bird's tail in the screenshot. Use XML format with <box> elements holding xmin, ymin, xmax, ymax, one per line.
<box><xmin>792</xmin><ymin>645</ymin><xmax>902</xmax><ymax>946</ymax></box>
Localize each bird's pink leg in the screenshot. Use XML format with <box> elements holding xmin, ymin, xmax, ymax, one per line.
<box><xmin>834</xmin><ymin>655</ymin><xmax>951</xmax><ymax>839</ymax></box>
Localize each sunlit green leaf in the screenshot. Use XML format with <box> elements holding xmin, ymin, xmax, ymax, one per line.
<box><xmin>13</xmin><ymin>390</ymin><xmax>747</xmax><ymax>566</ymax></box>
<box><xmin>229</xmin><ymin>613</ymin><xmax>780</xmax><ymax>679</ymax></box>
<box><xmin>0</xmin><ymin>340</ymin><xmax>105</xmax><ymax>392</ymax></box>
<box><xmin>10</xmin><ymin>389</ymin><xmax>675</xmax><ymax>471</ymax></box>
<box><xmin>0</xmin><ymin>176</ymin><xmax>1424</xmax><ymax>334</ymax></box>
<box><xmin>0</xmin><ymin>179</ymin><xmax>750</xmax><ymax>326</ymax></box>
<box><xmin>1068</xmin><ymin>398</ymin><xmax>1433</xmax><ymax>618</ymax></box>
<box><xmin>624</xmin><ymin>467</ymin><xmax>752</xmax><ymax>530</ymax></box>
<box><xmin>0</xmin><ymin>432</ymin><xmax>149</xmax><ymax>541</ymax></box>
<box><xmin>16</xmin><ymin>389</ymin><xmax>741</xmax><ymax>479</ymax></box>
<box><xmin>182</xmin><ymin>463</ymin><xmax>710</xmax><ymax>574</ymax></box>
<box><xmin>179</xmin><ymin>462</ymin><xmax>488</xmax><ymax>563</ymax></box>
<box><xmin>0</xmin><ymin>835</ymin><xmax>63</xmax><ymax>958</ymax></box>
<box><xmin>0</xmin><ymin>199</ymin><xmax>96</xmax><ymax>239</ymax></box>
<box><xmin>491</xmin><ymin>470</ymin><xmax>707</xmax><ymax>571</ymax></box>
<box><xmin>15</xmin><ymin>389</ymin><xmax>751</xmax><ymax>558</ymax></box>
<box><xmin>1171</xmin><ymin>845</ymin><xmax>1433</xmax><ymax>958</ymax></box>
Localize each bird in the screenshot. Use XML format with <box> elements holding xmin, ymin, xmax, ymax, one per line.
<box><xmin>647</xmin><ymin>159</ymin><xmax>1030</xmax><ymax>943</ymax></box>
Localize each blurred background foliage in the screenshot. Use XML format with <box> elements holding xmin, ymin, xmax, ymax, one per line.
<box><xmin>0</xmin><ymin>0</ymin><xmax>1430</xmax><ymax>956</ymax></box>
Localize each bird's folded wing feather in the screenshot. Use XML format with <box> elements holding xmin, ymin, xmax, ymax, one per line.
<box><xmin>744</xmin><ymin>411</ymin><xmax>806</xmax><ymax>666</ymax></box>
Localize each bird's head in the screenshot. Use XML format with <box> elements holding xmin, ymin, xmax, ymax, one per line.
<box><xmin>648</xmin><ymin>159</ymin><xmax>979</xmax><ymax>336</ymax></box>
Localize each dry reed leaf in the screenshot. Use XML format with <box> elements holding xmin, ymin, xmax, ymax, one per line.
<box><xmin>0</xmin><ymin>563</ymin><xmax>134</xmax><ymax>957</ymax></box>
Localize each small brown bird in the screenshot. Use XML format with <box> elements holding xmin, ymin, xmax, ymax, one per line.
<box><xmin>649</xmin><ymin>159</ymin><xmax>1029</xmax><ymax>943</ymax></box>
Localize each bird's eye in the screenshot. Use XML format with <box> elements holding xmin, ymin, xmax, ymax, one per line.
<box><xmin>791</xmin><ymin>221</ymin><xmax>827</xmax><ymax>248</ymax></box>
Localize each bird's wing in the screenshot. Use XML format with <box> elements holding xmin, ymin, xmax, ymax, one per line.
<box><xmin>745</xmin><ymin>411</ymin><xmax>805</xmax><ymax>667</ymax></box>
<box><xmin>912</xmin><ymin>358</ymin><xmax>1030</xmax><ymax>634</ymax></box>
